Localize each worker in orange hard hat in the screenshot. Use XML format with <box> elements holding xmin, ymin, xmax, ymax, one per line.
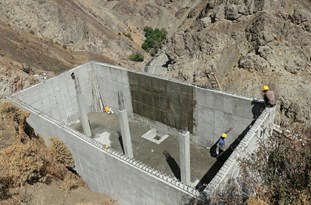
<box><xmin>262</xmin><ymin>85</ymin><xmax>276</xmax><ymax>108</ymax></box>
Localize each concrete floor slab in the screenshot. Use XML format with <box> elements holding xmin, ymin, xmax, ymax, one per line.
<box><xmin>70</xmin><ymin>112</ymin><xmax>217</xmax><ymax>184</ymax></box>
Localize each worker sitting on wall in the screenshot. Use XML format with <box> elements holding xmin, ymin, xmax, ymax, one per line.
<box><xmin>104</xmin><ymin>105</ymin><xmax>114</xmax><ymax>114</ymax></box>
<box><xmin>262</xmin><ymin>85</ymin><xmax>276</xmax><ymax>108</ymax></box>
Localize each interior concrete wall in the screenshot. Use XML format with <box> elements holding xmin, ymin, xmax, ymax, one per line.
<box><xmin>12</xmin><ymin>64</ymin><xmax>94</xmax><ymax>124</ymax></box>
<box><xmin>13</xmin><ymin>61</ymin><xmax>264</xmax><ymax>148</ymax></box>
<box><xmin>16</xmin><ymin>101</ymin><xmax>198</xmax><ymax>205</ymax></box>
<box><xmin>92</xmin><ymin>63</ymin><xmax>133</xmax><ymax>115</ymax></box>
<box><xmin>194</xmin><ymin>87</ymin><xmax>264</xmax><ymax>147</ymax></box>
<box><xmin>128</xmin><ymin>72</ymin><xmax>195</xmax><ymax>132</ymax></box>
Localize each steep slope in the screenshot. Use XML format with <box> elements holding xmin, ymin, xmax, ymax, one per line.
<box><xmin>148</xmin><ymin>0</ymin><xmax>311</xmax><ymax>126</ymax></box>
<box><xmin>0</xmin><ymin>0</ymin><xmax>200</xmax><ymax>71</ymax></box>
<box><xmin>0</xmin><ymin>0</ymin><xmax>202</xmax><ymax>98</ymax></box>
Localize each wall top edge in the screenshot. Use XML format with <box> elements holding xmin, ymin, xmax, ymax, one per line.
<box><xmin>12</xmin><ymin>60</ymin><xmax>262</xmax><ymax>104</ymax></box>
<box><xmin>89</xmin><ymin>61</ymin><xmax>261</xmax><ymax>102</ymax></box>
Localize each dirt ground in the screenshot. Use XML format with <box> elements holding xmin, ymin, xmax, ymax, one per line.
<box><xmin>8</xmin><ymin>183</ymin><xmax>116</xmax><ymax>205</ymax></box>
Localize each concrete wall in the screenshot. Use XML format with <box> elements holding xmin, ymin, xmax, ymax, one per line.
<box><xmin>194</xmin><ymin>87</ymin><xmax>264</xmax><ymax>147</ymax></box>
<box><xmin>13</xmin><ymin>61</ymin><xmax>262</xmax><ymax>147</ymax></box>
<box><xmin>205</xmin><ymin>107</ymin><xmax>276</xmax><ymax>194</ymax></box>
<box><xmin>92</xmin><ymin>63</ymin><xmax>133</xmax><ymax>115</ymax></box>
<box><xmin>128</xmin><ymin>72</ymin><xmax>195</xmax><ymax>132</ymax></box>
<box><xmin>88</xmin><ymin>62</ymin><xmax>260</xmax><ymax>147</ymax></box>
<box><xmin>12</xmin><ymin>64</ymin><xmax>95</xmax><ymax>124</ymax></box>
<box><xmin>8</xmin><ymin>96</ymin><xmax>198</xmax><ymax>205</ymax></box>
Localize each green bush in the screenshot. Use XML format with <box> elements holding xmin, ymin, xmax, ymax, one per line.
<box><xmin>142</xmin><ymin>26</ymin><xmax>167</xmax><ymax>56</ymax></box>
<box><xmin>129</xmin><ymin>53</ymin><xmax>144</xmax><ymax>62</ymax></box>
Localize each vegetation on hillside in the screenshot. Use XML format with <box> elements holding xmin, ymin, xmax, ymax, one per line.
<box><xmin>142</xmin><ymin>26</ymin><xmax>167</xmax><ymax>56</ymax></box>
<box><xmin>128</xmin><ymin>52</ymin><xmax>144</xmax><ymax>62</ymax></box>
<box><xmin>241</xmin><ymin>127</ymin><xmax>311</xmax><ymax>205</ymax></box>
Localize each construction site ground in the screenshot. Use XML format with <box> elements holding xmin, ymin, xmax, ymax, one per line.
<box><xmin>71</xmin><ymin>112</ymin><xmax>218</xmax><ymax>186</ymax></box>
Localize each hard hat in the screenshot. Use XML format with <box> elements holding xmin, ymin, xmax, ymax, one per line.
<box><xmin>263</xmin><ymin>85</ymin><xmax>269</xmax><ymax>91</ymax></box>
<box><xmin>104</xmin><ymin>106</ymin><xmax>110</xmax><ymax>113</ymax></box>
<box><xmin>221</xmin><ymin>133</ymin><xmax>227</xmax><ymax>138</ymax></box>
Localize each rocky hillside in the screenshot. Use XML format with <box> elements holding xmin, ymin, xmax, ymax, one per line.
<box><xmin>0</xmin><ymin>0</ymin><xmax>310</xmax><ymax>126</ymax></box>
<box><xmin>148</xmin><ymin>0</ymin><xmax>311</xmax><ymax>127</ymax></box>
<box><xmin>0</xmin><ymin>0</ymin><xmax>200</xmax><ymax>97</ymax></box>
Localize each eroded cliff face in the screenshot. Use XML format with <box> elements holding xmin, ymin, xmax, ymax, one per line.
<box><xmin>148</xmin><ymin>0</ymin><xmax>311</xmax><ymax>126</ymax></box>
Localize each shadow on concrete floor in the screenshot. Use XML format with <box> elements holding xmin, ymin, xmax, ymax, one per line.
<box><xmin>195</xmin><ymin>119</ymin><xmax>256</xmax><ymax>191</ymax></box>
<box><xmin>163</xmin><ymin>151</ymin><xmax>181</xmax><ymax>180</ymax></box>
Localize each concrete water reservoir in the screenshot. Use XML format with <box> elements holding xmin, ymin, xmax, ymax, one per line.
<box><xmin>8</xmin><ymin>61</ymin><xmax>275</xmax><ymax>205</ymax></box>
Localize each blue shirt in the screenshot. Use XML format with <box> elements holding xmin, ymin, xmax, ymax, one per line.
<box><xmin>219</xmin><ymin>137</ymin><xmax>225</xmax><ymax>145</ymax></box>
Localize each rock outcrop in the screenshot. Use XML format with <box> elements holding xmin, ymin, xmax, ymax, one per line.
<box><xmin>147</xmin><ymin>0</ymin><xmax>311</xmax><ymax>126</ymax></box>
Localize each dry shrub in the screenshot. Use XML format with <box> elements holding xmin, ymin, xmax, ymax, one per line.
<box><xmin>49</xmin><ymin>137</ymin><xmax>74</xmax><ymax>168</ymax></box>
<box><xmin>0</xmin><ymin>141</ymin><xmax>46</xmax><ymax>187</ymax></box>
<box><xmin>247</xmin><ymin>197</ymin><xmax>268</xmax><ymax>205</ymax></box>
<box><xmin>240</xmin><ymin>125</ymin><xmax>311</xmax><ymax>205</ymax></box>
<box><xmin>61</xmin><ymin>172</ymin><xmax>86</xmax><ymax>191</ymax></box>
<box><xmin>0</xmin><ymin>179</ymin><xmax>10</xmax><ymax>200</ymax></box>
<box><xmin>0</xmin><ymin>102</ymin><xmax>37</xmax><ymax>143</ymax></box>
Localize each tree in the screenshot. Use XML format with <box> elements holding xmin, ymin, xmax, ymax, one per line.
<box><xmin>142</xmin><ymin>26</ymin><xmax>167</xmax><ymax>56</ymax></box>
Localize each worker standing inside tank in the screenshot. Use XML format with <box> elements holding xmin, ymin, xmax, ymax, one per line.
<box><xmin>218</xmin><ymin>128</ymin><xmax>232</xmax><ymax>157</ymax></box>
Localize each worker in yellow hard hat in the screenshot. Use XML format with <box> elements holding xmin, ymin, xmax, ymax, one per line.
<box><xmin>218</xmin><ymin>128</ymin><xmax>232</xmax><ymax>157</ymax></box>
<box><xmin>218</xmin><ymin>133</ymin><xmax>227</xmax><ymax>156</ymax></box>
<box><xmin>262</xmin><ymin>85</ymin><xmax>276</xmax><ymax>108</ymax></box>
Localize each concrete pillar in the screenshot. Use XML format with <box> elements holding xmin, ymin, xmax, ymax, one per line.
<box><xmin>76</xmin><ymin>94</ymin><xmax>92</xmax><ymax>137</ymax></box>
<box><xmin>118</xmin><ymin>109</ymin><xmax>134</xmax><ymax>158</ymax></box>
<box><xmin>180</xmin><ymin>131</ymin><xmax>191</xmax><ymax>185</ymax></box>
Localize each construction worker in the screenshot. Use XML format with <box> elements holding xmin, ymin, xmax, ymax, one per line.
<box><xmin>218</xmin><ymin>133</ymin><xmax>227</xmax><ymax>156</ymax></box>
<box><xmin>262</xmin><ymin>85</ymin><xmax>276</xmax><ymax>108</ymax></box>
<box><xmin>209</xmin><ymin>128</ymin><xmax>232</xmax><ymax>158</ymax></box>
<box><xmin>218</xmin><ymin>127</ymin><xmax>232</xmax><ymax>156</ymax></box>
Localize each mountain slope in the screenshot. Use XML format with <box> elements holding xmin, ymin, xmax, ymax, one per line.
<box><xmin>148</xmin><ymin>0</ymin><xmax>311</xmax><ymax>126</ymax></box>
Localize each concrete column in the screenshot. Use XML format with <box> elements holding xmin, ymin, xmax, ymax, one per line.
<box><xmin>118</xmin><ymin>109</ymin><xmax>134</xmax><ymax>158</ymax></box>
<box><xmin>180</xmin><ymin>131</ymin><xmax>191</xmax><ymax>185</ymax></box>
<box><xmin>76</xmin><ymin>94</ymin><xmax>92</xmax><ymax>137</ymax></box>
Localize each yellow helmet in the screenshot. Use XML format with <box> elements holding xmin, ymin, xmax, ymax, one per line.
<box><xmin>262</xmin><ymin>85</ymin><xmax>269</xmax><ymax>91</ymax></box>
<box><xmin>221</xmin><ymin>133</ymin><xmax>227</xmax><ymax>138</ymax></box>
<box><xmin>104</xmin><ymin>106</ymin><xmax>110</xmax><ymax>113</ymax></box>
